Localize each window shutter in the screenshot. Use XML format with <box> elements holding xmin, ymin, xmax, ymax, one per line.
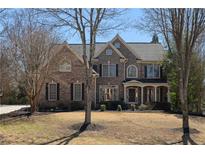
<box><xmin>71</xmin><ymin>83</ymin><xmax>73</xmax><ymax>101</ymax></box>
<box><xmin>57</xmin><ymin>83</ymin><xmax>60</xmax><ymax>100</ymax></box>
<box><xmin>144</xmin><ymin>65</ymin><xmax>147</xmax><ymax>78</ymax></box>
<box><xmin>46</xmin><ymin>83</ymin><xmax>48</xmax><ymax>100</ymax></box>
<box><xmin>82</xmin><ymin>83</ymin><xmax>84</xmax><ymax>100</ymax></box>
<box><xmin>160</xmin><ymin>66</ymin><xmax>163</xmax><ymax>78</ymax></box>
<box><xmin>116</xmin><ymin>64</ymin><xmax>118</xmax><ymax>76</ymax></box>
<box><xmin>93</xmin><ymin>65</ymin><xmax>98</xmax><ymax>73</ymax></box>
<box><xmin>99</xmin><ymin>64</ymin><xmax>102</xmax><ymax>76</ymax></box>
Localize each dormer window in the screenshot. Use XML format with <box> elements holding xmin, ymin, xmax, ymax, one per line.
<box><xmin>114</xmin><ymin>42</ymin><xmax>120</xmax><ymax>49</ymax></box>
<box><xmin>106</xmin><ymin>48</ymin><xmax>112</xmax><ymax>55</ymax></box>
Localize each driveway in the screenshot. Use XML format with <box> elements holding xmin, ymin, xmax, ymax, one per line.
<box><xmin>0</xmin><ymin>105</ymin><xmax>30</xmax><ymax>115</ymax></box>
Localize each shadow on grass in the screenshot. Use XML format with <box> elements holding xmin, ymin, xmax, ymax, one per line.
<box><xmin>40</xmin><ymin>123</ymin><xmax>89</xmax><ymax>145</ymax></box>
<box><xmin>166</xmin><ymin>136</ymin><xmax>198</xmax><ymax>145</ymax></box>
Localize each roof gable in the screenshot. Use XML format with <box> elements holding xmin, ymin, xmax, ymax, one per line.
<box><xmin>68</xmin><ymin>34</ymin><xmax>166</xmax><ymax>62</ymax></box>
<box><xmin>94</xmin><ymin>42</ymin><xmax>125</xmax><ymax>59</ymax></box>
<box><xmin>111</xmin><ymin>34</ymin><xmax>141</xmax><ymax>59</ymax></box>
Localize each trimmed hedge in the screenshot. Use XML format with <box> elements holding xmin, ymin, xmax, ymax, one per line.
<box><xmin>152</xmin><ymin>102</ymin><xmax>171</xmax><ymax>111</ymax></box>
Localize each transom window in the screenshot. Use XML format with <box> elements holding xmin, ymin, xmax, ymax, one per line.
<box><xmin>102</xmin><ymin>64</ymin><xmax>116</xmax><ymax>77</ymax></box>
<box><xmin>114</xmin><ymin>42</ymin><xmax>120</xmax><ymax>49</ymax></box>
<box><xmin>73</xmin><ymin>83</ymin><xmax>82</xmax><ymax>101</ymax></box>
<box><xmin>105</xmin><ymin>48</ymin><xmax>113</xmax><ymax>55</ymax></box>
<box><xmin>146</xmin><ymin>64</ymin><xmax>160</xmax><ymax>78</ymax></box>
<box><xmin>48</xmin><ymin>83</ymin><xmax>57</xmax><ymax>101</ymax></box>
<box><xmin>127</xmin><ymin>65</ymin><xmax>138</xmax><ymax>78</ymax></box>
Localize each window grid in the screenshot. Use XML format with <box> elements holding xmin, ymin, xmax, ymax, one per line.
<box><xmin>127</xmin><ymin>65</ymin><xmax>138</xmax><ymax>78</ymax></box>
<box><xmin>146</xmin><ymin>64</ymin><xmax>160</xmax><ymax>79</ymax></box>
<box><xmin>102</xmin><ymin>64</ymin><xmax>116</xmax><ymax>77</ymax></box>
<box><xmin>106</xmin><ymin>49</ymin><xmax>113</xmax><ymax>55</ymax></box>
<box><xmin>73</xmin><ymin>83</ymin><xmax>82</xmax><ymax>101</ymax></box>
<box><xmin>48</xmin><ymin>83</ymin><xmax>57</xmax><ymax>101</ymax></box>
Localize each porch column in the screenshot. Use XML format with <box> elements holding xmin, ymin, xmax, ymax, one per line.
<box><xmin>141</xmin><ymin>86</ymin><xmax>144</xmax><ymax>104</ymax></box>
<box><xmin>154</xmin><ymin>86</ymin><xmax>157</xmax><ymax>102</ymax></box>
<box><xmin>124</xmin><ymin>86</ymin><xmax>127</xmax><ymax>103</ymax></box>
<box><xmin>167</xmin><ymin>86</ymin><xmax>170</xmax><ymax>102</ymax></box>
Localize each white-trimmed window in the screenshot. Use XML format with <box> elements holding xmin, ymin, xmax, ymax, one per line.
<box><xmin>146</xmin><ymin>64</ymin><xmax>160</xmax><ymax>78</ymax></box>
<box><xmin>106</xmin><ymin>48</ymin><xmax>113</xmax><ymax>55</ymax></box>
<box><xmin>99</xmin><ymin>85</ymin><xmax>119</xmax><ymax>101</ymax></box>
<box><xmin>102</xmin><ymin>64</ymin><xmax>116</xmax><ymax>77</ymax></box>
<box><xmin>73</xmin><ymin>83</ymin><xmax>82</xmax><ymax>101</ymax></box>
<box><xmin>127</xmin><ymin>65</ymin><xmax>138</xmax><ymax>78</ymax></box>
<box><xmin>59</xmin><ymin>62</ymin><xmax>71</xmax><ymax>72</ymax></box>
<box><xmin>48</xmin><ymin>83</ymin><xmax>57</xmax><ymax>101</ymax></box>
<box><xmin>114</xmin><ymin>42</ymin><xmax>120</xmax><ymax>49</ymax></box>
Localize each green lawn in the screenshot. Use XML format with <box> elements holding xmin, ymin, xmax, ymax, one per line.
<box><xmin>0</xmin><ymin>111</ymin><xmax>205</xmax><ymax>144</ymax></box>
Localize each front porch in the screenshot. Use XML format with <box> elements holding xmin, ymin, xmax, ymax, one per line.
<box><xmin>123</xmin><ymin>80</ymin><xmax>170</xmax><ymax>104</ymax></box>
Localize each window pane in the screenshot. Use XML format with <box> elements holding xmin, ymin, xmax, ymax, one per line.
<box><xmin>128</xmin><ymin>66</ymin><xmax>136</xmax><ymax>77</ymax></box>
<box><xmin>102</xmin><ymin>86</ymin><xmax>118</xmax><ymax>101</ymax></box>
<box><xmin>102</xmin><ymin>65</ymin><xmax>108</xmax><ymax>77</ymax></box>
<box><xmin>109</xmin><ymin>65</ymin><xmax>116</xmax><ymax>77</ymax></box>
<box><xmin>74</xmin><ymin>84</ymin><xmax>82</xmax><ymax>101</ymax></box>
<box><xmin>49</xmin><ymin>84</ymin><xmax>57</xmax><ymax>100</ymax></box>
<box><xmin>106</xmin><ymin>49</ymin><xmax>112</xmax><ymax>55</ymax></box>
<box><xmin>154</xmin><ymin>65</ymin><xmax>160</xmax><ymax>78</ymax></box>
<box><xmin>147</xmin><ymin>64</ymin><xmax>154</xmax><ymax>78</ymax></box>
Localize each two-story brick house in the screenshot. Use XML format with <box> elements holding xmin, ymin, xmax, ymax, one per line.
<box><xmin>39</xmin><ymin>34</ymin><xmax>169</xmax><ymax>110</ymax></box>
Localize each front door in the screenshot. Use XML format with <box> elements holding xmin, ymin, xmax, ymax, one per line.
<box><xmin>129</xmin><ymin>89</ymin><xmax>135</xmax><ymax>102</ymax></box>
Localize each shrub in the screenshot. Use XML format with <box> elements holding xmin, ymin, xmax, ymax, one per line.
<box><xmin>117</xmin><ymin>105</ymin><xmax>122</xmax><ymax>111</ymax></box>
<box><xmin>131</xmin><ymin>104</ymin><xmax>136</xmax><ymax>111</ymax></box>
<box><xmin>70</xmin><ymin>101</ymin><xmax>84</xmax><ymax>111</ymax></box>
<box><xmin>100</xmin><ymin>104</ymin><xmax>106</xmax><ymax>111</ymax></box>
<box><xmin>138</xmin><ymin>104</ymin><xmax>149</xmax><ymax>110</ymax></box>
<box><xmin>100</xmin><ymin>101</ymin><xmax>127</xmax><ymax>110</ymax></box>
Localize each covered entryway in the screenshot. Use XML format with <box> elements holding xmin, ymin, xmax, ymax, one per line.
<box><xmin>123</xmin><ymin>80</ymin><xmax>169</xmax><ymax>104</ymax></box>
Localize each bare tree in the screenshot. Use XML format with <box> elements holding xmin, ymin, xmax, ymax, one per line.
<box><xmin>139</xmin><ymin>9</ymin><xmax>205</xmax><ymax>144</ymax></box>
<box><xmin>38</xmin><ymin>8</ymin><xmax>125</xmax><ymax>127</ymax></box>
<box><xmin>4</xmin><ymin>9</ymin><xmax>60</xmax><ymax>113</ymax></box>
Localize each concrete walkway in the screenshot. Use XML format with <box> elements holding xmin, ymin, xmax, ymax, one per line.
<box><xmin>0</xmin><ymin>105</ymin><xmax>30</xmax><ymax>115</ymax></box>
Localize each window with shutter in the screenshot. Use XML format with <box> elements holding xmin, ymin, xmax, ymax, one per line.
<box><xmin>48</xmin><ymin>83</ymin><xmax>57</xmax><ymax>101</ymax></box>
<box><xmin>73</xmin><ymin>83</ymin><xmax>82</xmax><ymax>101</ymax></box>
<box><xmin>146</xmin><ymin>64</ymin><xmax>160</xmax><ymax>79</ymax></box>
<box><xmin>102</xmin><ymin>64</ymin><xmax>116</xmax><ymax>77</ymax></box>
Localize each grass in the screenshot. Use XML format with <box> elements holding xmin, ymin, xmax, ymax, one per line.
<box><xmin>0</xmin><ymin>111</ymin><xmax>205</xmax><ymax>144</ymax></box>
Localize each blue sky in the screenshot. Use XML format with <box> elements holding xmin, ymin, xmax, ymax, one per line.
<box><xmin>67</xmin><ymin>9</ymin><xmax>153</xmax><ymax>43</ymax></box>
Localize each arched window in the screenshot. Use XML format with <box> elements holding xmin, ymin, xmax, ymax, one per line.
<box><xmin>127</xmin><ymin>65</ymin><xmax>138</xmax><ymax>78</ymax></box>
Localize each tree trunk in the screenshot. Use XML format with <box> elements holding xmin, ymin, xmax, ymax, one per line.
<box><xmin>30</xmin><ymin>96</ymin><xmax>39</xmax><ymax>114</ymax></box>
<box><xmin>84</xmin><ymin>67</ymin><xmax>92</xmax><ymax>125</ymax></box>
<box><xmin>30</xmin><ymin>98</ymin><xmax>36</xmax><ymax>114</ymax></box>
<box><xmin>179</xmin><ymin>71</ymin><xmax>190</xmax><ymax>145</ymax></box>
